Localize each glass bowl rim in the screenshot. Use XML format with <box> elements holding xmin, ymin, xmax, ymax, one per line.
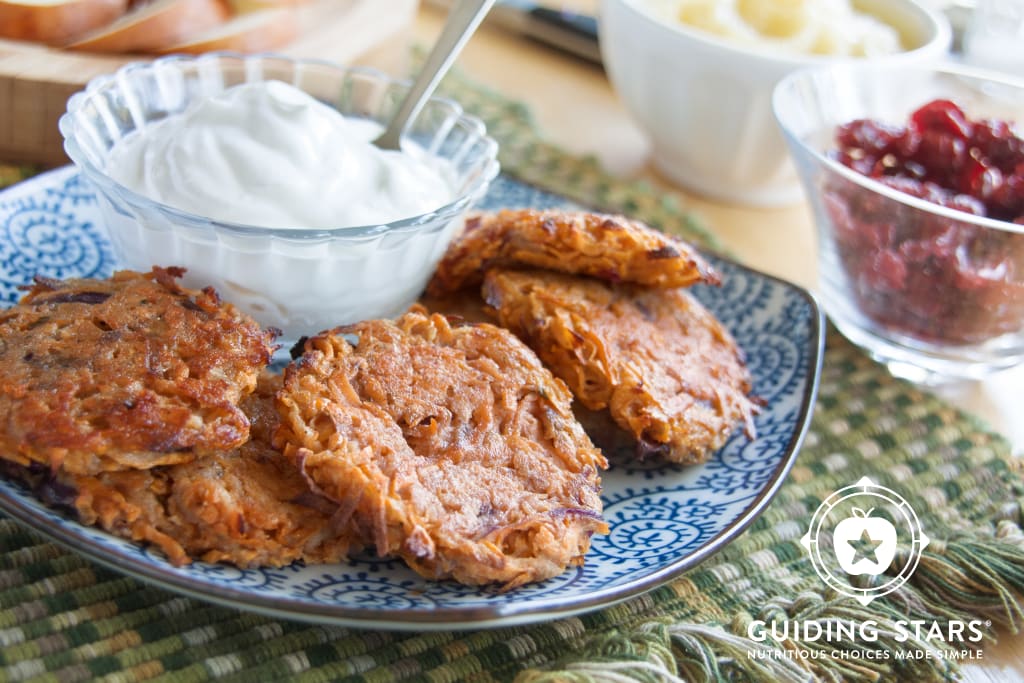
<box><xmin>59</xmin><ymin>52</ymin><xmax>501</xmax><ymax>240</ymax></box>
<box><xmin>773</xmin><ymin>59</ymin><xmax>1024</xmax><ymax>237</ymax></box>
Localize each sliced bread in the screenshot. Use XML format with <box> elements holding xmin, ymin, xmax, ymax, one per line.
<box><xmin>156</xmin><ymin>6</ymin><xmax>298</xmax><ymax>53</ymax></box>
<box><xmin>0</xmin><ymin>0</ymin><xmax>128</xmax><ymax>45</ymax></box>
<box><xmin>226</xmin><ymin>0</ymin><xmax>307</xmax><ymax>13</ymax></box>
<box><xmin>66</xmin><ymin>0</ymin><xmax>229</xmax><ymax>52</ymax></box>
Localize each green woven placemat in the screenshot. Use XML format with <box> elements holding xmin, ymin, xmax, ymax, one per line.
<box><xmin>2</xmin><ymin>69</ymin><xmax>1024</xmax><ymax>683</ymax></box>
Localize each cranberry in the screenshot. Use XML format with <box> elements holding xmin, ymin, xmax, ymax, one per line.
<box><xmin>971</xmin><ymin>119</ymin><xmax>1023</xmax><ymax>170</ymax></box>
<box><xmin>910</xmin><ymin>99</ymin><xmax>972</xmax><ymax>140</ymax></box>
<box><xmin>866</xmin><ymin>250</ymin><xmax>908</xmax><ymax>290</ymax></box>
<box><xmin>896</xmin><ymin>126</ymin><xmax>922</xmax><ymax>160</ymax></box>
<box><xmin>957</xmin><ymin>155</ymin><xmax>988</xmax><ymax>196</ymax></box>
<box><xmin>976</xmin><ymin>166</ymin><xmax>1005</xmax><ymax>203</ymax></box>
<box><xmin>837</xmin><ymin>119</ymin><xmax>905</xmax><ymax>157</ymax></box>
<box><xmin>913</xmin><ymin>131</ymin><xmax>970</xmax><ymax>186</ymax></box>
<box><xmin>828</xmin><ymin>98</ymin><xmax>1024</xmax><ymax>345</ymax></box>
<box><xmin>989</xmin><ymin>173</ymin><xmax>1024</xmax><ymax>221</ymax></box>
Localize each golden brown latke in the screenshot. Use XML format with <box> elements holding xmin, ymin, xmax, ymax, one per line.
<box><xmin>483</xmin><ymin>269</ymin><xmax>759</xmax><ymax>464</ymax></box>
<box><xmin>0</xmin><ymin>267</ymin><xmax>277</xmax><ymax>474</ymax></box>
<box><xmin>276</xmin><ymin>310</ymin><xmax>608</xmax><ymax>589</ymax></box>
<box><xmin>59</xmin><ymin>372</ymin><xmax>356</xmax><ymax>567</ymax></box>
<box><xmin>426</xmin><ymin>209</ymin><xmax>720</xmax><ymax>297</ymax></box>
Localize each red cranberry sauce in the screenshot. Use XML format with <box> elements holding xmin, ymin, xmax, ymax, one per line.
<box><xmin>826</xmin><ymin>99</ymin><xmax>1024</xmax><ymax>344</ymax></box>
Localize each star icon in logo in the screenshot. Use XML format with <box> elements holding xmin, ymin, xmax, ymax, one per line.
<box><xmin>802</xmin><ymin>477</ymin><xmax>929</xmax><ymax>605</ymax></box>
<box><xmin>847</xmin><ymin>528</ymin><xmax>885</xmax><ymax>566</ymax></box>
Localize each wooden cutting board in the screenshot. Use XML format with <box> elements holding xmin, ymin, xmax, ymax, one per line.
<box><xmin>0</xmin><ymin>0</ymin><xmax>419</xmax><ymax>167</ymax></box>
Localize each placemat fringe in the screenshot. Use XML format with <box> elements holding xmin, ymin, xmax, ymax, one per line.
<box><xmin>514</xmin><ymin>526</ymin><xmax>1024</xmax><ymax>683</ymax></box>
<box><xmin>907</xmin><ymin>528</ymin><xmax>1024</xmax><ymax>629</ymax></box>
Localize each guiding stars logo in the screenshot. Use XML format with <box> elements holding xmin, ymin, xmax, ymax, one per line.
<box><xmin>801</xmin><ymin>476</ymin><xmax>929</xmax><ymax>605</ymax></box>
<box><xmin>746</xmin><ymin>479</ymin><xmax>989</xmax><ymax>663</ymax></box>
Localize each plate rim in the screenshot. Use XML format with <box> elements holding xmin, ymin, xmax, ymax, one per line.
<box><xmin>0</xmin><ymin>170</ymin><xmax>826</xmax><ymax>631</ymax></box>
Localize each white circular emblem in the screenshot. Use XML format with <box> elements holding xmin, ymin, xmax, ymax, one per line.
<box><xmin>800</xmin><ymin>476</ymin><xmax>929</xmax><ymax>605</ymax></box>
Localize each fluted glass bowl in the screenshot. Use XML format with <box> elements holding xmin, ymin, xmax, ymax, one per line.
<box><xmin>773</xmin><ymin>62</ymin><xmax>1024</xmax><ymax>383</ymax></box>
<box><xmin>59</xmin><ymin>53</ymin><xmax>499</xmax><ymax>345</ymax></box>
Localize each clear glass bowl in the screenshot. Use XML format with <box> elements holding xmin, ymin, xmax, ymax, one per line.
<box><xmin>773</xmin><ymin>62</ymin><xmax>1024</xmax><ymax>383</ymax></box>
<box><xmin>59</xmin><ymin>53</ymin><xmax>499</xmax><ymax>345</ymax></box>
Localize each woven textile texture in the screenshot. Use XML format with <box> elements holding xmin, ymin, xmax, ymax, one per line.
<box><xmin>1</xmin><ymin>70</ymin><xmax>1024</xmax><ymax>683</ymax></box>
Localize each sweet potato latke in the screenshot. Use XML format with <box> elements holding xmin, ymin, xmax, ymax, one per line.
<box><xmin>483</xmin><ymin>269</ymin><xmax>759</xmax><ymax>464</ymax></box>
<box><xmin>0</xmin><ymin>202</ymin><xmax>754</xmax><ymax>586</ymax></box>
<box><xmin>426</xmin><ymin>209</ymin><xmax>720</xmax><ymax>297</ymax></box>
<box><xmin>5</xmin><ymin>373</ymin><xmax>356</xmax><ymax>567</ymax></box>
<box><xmin>0</xmin><ymin>267</ymin><xmax>277</xmax><ymax>474</ymax></box>
<box><xmin>72</xmin><ymin>373</ymin><xmax>356</xmax><ymax>566</ymax></box>
<box><xmin>276</xmin><ymin>310</ymin><xmax>608</xmax><ymax>589</ymax></box>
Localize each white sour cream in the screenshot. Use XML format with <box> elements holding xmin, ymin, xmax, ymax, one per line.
<box><xmin>107</xmin><ymin>80</ymin><xmax>456</xmax><ymax>228</ymax></box>
<box><xmin>643</xmin><ymin>0</ymin><xmax>903</xmax><ymax>57</ymax></box>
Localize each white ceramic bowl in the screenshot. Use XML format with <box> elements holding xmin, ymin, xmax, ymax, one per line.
<box><xmin>773</xmin><ymin>61</ymin><xmax>1024</xmax><ymax>382</ymax></box>
<box><xmin>59</xmin><ymin>53</ymin><xmax>499</xmax><ymax>345</ymax></box>
<box><xmin>599</xmin><ymin>0</ymin><xmax>951</xmax><ymax>207</ymax></box>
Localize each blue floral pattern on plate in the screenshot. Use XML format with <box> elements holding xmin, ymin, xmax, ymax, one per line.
<box><xmin>0</xmin><ymin>167</ymin><xmax>824</xmax><ymax>630</ymax></box>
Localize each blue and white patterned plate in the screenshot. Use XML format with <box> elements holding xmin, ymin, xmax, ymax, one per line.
<box><xmin>0</xmin><ymin>167</ymin><xmax>824</xmax><ymax>630</ymax></box>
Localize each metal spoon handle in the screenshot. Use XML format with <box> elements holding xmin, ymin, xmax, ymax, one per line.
<box><xmin>373</xmin><ymin>0</ymin><xmax>496</xmax><ymax>150</ymax></box>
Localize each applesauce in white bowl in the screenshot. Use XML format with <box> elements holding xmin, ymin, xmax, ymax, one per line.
<box><xmin>59</xmin><ymin>53</ymin><xmax>499</xmax><ymax>345</ymax></box>
<box><xmin>599</xmin><ymin>0</ymin><xmax>951</xmax><ymax>207</ymax></box>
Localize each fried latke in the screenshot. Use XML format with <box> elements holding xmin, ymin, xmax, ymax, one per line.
<box><xmin>0</xmin><ymin>267</ymin><xmax>277</xmax><ymax>474</ymax></box>
<box><xmin>57</xmin><ymin>372</ymin><xmax>356</xmax><ymax>567</ymax></box>
<box><xmin>426</xmin><ymin>209</ymin><xmax>720</xmax><ymax>297</ymax></box>
<box><xmin>483</xmin><ymin>269</ymin><xmax>759</xmax><ymax>464</ymax></box>
<box><xmin>276</xmin><ymin>310</ymin><xmax>608</xmax><ymax>589</ymax></box>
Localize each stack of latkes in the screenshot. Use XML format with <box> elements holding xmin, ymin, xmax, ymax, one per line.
<box><xmin>0</xmin><ymin>210</ymin><xmax>758</xmax><ymax>589</ymax></box>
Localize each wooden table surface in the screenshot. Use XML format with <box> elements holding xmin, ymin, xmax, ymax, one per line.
<box><xmin>413</xmin><ymin>3</ymin><xmax>1024</xmax><ymax>680</ymax></box>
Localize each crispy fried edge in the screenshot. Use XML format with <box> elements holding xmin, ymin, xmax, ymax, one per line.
<box><xmin>426</xmin><ymin>209</ymin><xmax>720</xmax><ymax>296</ymax></box>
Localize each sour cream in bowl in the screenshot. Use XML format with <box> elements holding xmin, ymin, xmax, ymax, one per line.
<box><xmin>60</xmin><ymin>53</ymin><xmax>499</xmax><ymax>345</ymax></box>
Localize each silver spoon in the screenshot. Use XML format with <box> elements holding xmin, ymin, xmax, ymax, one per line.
<box><xmin>373</xmin><ymin>0</ymin><xmax>496</xmax><ymax>151</ymax></box>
